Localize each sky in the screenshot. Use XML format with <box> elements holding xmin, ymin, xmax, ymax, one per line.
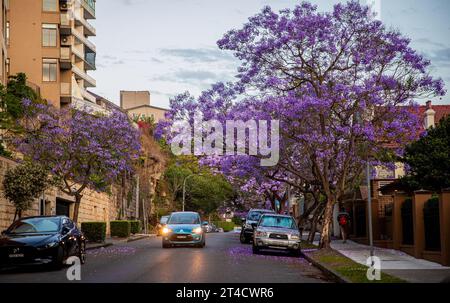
<box><xmin>90</xmin><ymin>0</ymin><xmax>450</xmax><ymax>109</ymax></box>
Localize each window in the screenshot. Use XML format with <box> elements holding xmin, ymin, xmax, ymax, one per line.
<box><xmin>42</xmin><ymin>59</ymin><xmax>57</xmax><ymax>82</ymax></box>
<box><xmin>42</xmin><ymin>24</ymin><xmax>57</xmax><ymax>47</ymax></box>
<box><xmin>43</xmin><ymin>0</ymin><xmax>57</xmax><ymax>12</ymax></box>
<box><xmin>6</xmin><ymin>21</ymin><xmax>10</xmax><ymax>46</ymax></box>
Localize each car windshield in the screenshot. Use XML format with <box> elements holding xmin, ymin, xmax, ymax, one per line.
<box><xmin>168</xmin><ymin>213</ymin><xmax>200</xmax><ymax>224</ymax></box>
<box><xmin>160</xmin><ymin>216</ymin><xmax>169</xmax><ymax>224</ymax></box>
<box><xmin>7</xmin><ymin>217</ymin><xmax>61</xmax><ymax>234</ymax></box>
<box><xmin>247</xmin><ymin>210</ymin><xmax>272</xmax><ymax>221</ymax></box>
<box><xmin>259</xmin><ymin>216</ymin><xmax>296</xmax><ymax>229</ymax></box>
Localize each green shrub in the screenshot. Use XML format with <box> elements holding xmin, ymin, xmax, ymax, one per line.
<box><xmin>81</xmin><ymin>222</ymin><xmax>106</xmax><ymax>243</ymax></box>
<box><xmin>110</xmin><ymin>220</ymin><xmax>131</xmax><ymax>238</ymax></box>
<box><xmin>213</xmin><ymin>221</ymin><xmax>235</xmax><ymax>232</ymax></box>
<box><xmin>129</xmin><ymin>220</ymin><xmax>141</xmax><ymax>234</ymax></box>
<box><xmin>232</xmin><ymin>216</ymin><xmax>243</xmax><ymax>226</ymax></box>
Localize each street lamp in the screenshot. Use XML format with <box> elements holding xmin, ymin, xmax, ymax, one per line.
<box><xmin>182</xmin><ymin>174</ymin><xmax>203</xmax><ymax>212</ymax></box>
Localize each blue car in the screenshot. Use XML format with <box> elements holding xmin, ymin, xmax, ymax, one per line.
<box><xmin>161</xmin><ymin>212</ymin><xmax>205</xmax><ymax>248</ymax></box>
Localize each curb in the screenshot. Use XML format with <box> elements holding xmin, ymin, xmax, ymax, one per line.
<box><xmin>127</xmin><ymin>234</ymin><xmax>155</xmax><ymax>243</ymax></box>
<box><xmin>301</xmin><ymin>252</ymin><xmax>351</xmax><ymax>283</ymax></box>
<box><xmin>86</xmin><ymin>242</ymin><xmax>113</xmax><ymax>251</ymax></box>
<box><xmin>86</xmin><ymin>234</ymin><xmax>156</xmax><ymax>250</ymax></box>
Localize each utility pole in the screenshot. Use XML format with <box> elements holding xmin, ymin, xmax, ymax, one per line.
<box><xmin>366</xmin><ymin>160</ymin><xmax>374</xmax><ymax>258</ymax></box>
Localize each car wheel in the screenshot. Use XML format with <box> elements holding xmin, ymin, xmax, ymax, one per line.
<box><xmin>240</xmin><ymin>232</ymin><xmax>249</xmax><ymax>244</ymax></box>
<box><xmin>51</xmin><ymin>246</ymin><xmax>65</xmax><ymax>269</ymax></box>
<box><xmin>252</xmin><ymin>244</ymin><xmax>260</xmax><ymax>254</ymax></box>
<box><xmin>78</xmin><ymin>242</ymin><xmax>86</xmax><ymax>264</ymax></box>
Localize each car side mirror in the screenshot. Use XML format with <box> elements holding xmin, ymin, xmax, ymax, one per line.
<box><xmin>62</xmin><ymin>226</ymin><xmax>71</xmax><ymax>235</ymax></box>
<box><xmin>251</xmin><ymin>223</ymin><xmax>257</xmax><ymax>229</ymax></box>
<box><xmin>241</xmin><ymin>218</ymin><xmax>246</xmax><ymax>224</ymax></box>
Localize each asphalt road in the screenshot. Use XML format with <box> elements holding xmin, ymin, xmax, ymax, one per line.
<box><xmin>0</xmin><ymin>232</ymin><xmax>329</xmax><ymax>283</ymax></box>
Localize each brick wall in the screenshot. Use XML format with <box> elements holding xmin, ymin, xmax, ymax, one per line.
<box><xmin>0</xmin><ymin>156</ymin><xmax>119</xmax><ymax>234</ymax></box>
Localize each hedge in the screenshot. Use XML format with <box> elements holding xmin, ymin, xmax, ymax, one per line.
<box><xmin>81</xmin><ymin>222</ymin><xmax>106</xmax><ymax>243</ymax></box>
<box><xmin>213</xmin><ymin>221</ymin><xmax>235</xmax><ymax>232</ymax></box>
<box><xmin>129</xmin><ymin>220</ymin><xmax>141</xmax><ymax>234</ymax></box>
<box><xmin>110</xmin><ymin>220</ymin><xmax>131</xmax><ymax>238</ymax></box>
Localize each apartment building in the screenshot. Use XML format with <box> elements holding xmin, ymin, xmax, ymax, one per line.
<box><xmin>120</xmin><ymin>90</ymin><xmax>168</xmax><ymax>122</ymax></box>
<box><xmin>0</xmin><ymin>0</ymin><xmax>7</xmax><ymax>85</ymax></box>
<box><xmin>6</xmin><ymin>0</ymin><xmax>96</xmax><ymax>108</ymax></box>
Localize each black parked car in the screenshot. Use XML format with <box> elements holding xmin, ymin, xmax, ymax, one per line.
<box><xmin>0</xmin><ymin>216</ymin><xmax>86</xmax><ymax>268</ymax></box>
<box><xmin>240</xmin><ymin>209</ymin><xmax>276</xmax><ymax>244</ymax></box>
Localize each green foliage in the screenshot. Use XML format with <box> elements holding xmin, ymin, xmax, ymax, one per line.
<box><xmin>401</xmin><ymin>116</ymin><xmax>450</xmax><ymax>191</ymax></box>
<box><xmin>129</xmin><ymin>220</ymin><xmax>141</xmax><ymax>234</ymax></box>
<box><xmin>81</xmin><ymin>222</ymin><xmax>106</xmax><ymax>243</ymax></box>
<box><xmin>232</xmin><ymin>216</ymin><xmax>243</xmax><ymax>226</ymax></box>
<box><xmin>163</xmin><ymin>155</ymin><xmax>234</xmax><ymax>215</ymax></box>
<box><xmin>0</xmin><ymin>73</ymin><xmax>42</xmax><ymax>156</ymax></box>
<box><xmin>110</xmin><ymin>220</ymin><xmax>131</xmax><ymax>238</ymax></box>
<box><xmin>2</xmin><ymin>162</ymin><xmax>50</xmax><ymax>215</ymax></box>
<box><xmin>213</xmin><ymin>221</ymin><xmax>235</xmax><ymax>232</ymax></box>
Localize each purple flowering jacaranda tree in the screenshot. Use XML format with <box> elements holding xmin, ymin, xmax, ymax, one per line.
<box><xmin>17</xmin><ymin>100</ymin><xmax>141</xmax><ymax>223</ymax></box>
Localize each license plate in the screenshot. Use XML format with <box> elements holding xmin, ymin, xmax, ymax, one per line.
<box><xmin>9</xmin><ymin>253</ymin><xmax>25</xmax><ymax>258</ymax></box>
<box><xmin>177</xmin><ymin>235</ymin><xmax>187</xmax><ymax>239</ymax></box>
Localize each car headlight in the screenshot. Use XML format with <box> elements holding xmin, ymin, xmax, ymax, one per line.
<box><xmin>193</xmin><ymin>227</ymin><xmax>203</xmax><ymax>234</ymax></box>
<box><xmin>255</xmin><ymin>230</ymin><xmax>267</xmax><ymax>237</ymax></box>
<box><xmin>290</xmin><ymin>234</ymin><xmax>300</xmax><ymax>240</ymax></box>
<box><xmin>162</xmin><ymin>227</ymin><xmax>172</xmax><ymax>235</ymax></box>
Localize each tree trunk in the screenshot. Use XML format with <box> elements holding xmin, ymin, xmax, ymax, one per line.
<box><xmin>72</xmin><ymin>194</ymin><xmax>82</xmax><ymax>223</ymax></box>
<box><xmin>319</xmin><ymin>197</ymin><xmax>335</xmax><ymax>249</ymax></box>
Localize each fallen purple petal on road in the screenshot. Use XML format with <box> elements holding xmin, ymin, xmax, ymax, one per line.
<box><xmin>227</xmin><ymin>246</ymin><xmax>309</xmax><ymax>265</ymax></box>
<box><xmin>88</xmin><ymin>246</ymin><xmax>137</xmax><ymax>257</ymax></box>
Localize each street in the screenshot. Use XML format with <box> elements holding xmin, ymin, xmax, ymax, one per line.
<box><xmin>0</xmin><ymin>232</ymin><xmax>329</xmax><ymax>283</ymax></box>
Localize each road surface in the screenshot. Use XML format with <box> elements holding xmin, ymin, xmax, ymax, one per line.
<box><xmin>0</xmin><ymin>232</ymin><xmax>329</xmax><ymax>283</ymax></box>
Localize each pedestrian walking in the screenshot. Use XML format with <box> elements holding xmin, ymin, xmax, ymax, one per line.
<box><xmin>337</xmin><ymin>207</ymin><xmax>350</xmax><ymax>243</ymax></box>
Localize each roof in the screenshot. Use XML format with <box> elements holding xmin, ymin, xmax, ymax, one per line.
<box><xmin>126</xmin><ymin>104</ymin><xmax>169</xmax><ymax>112</ymax></box>
<box><xmin>419</xmin><ymin>104</ymin><xmax>450</xmax><ymax>124</ymax></box>
<box><xmin>249</xmin><ymin>209</ymin><xmax>275</xmax><ymax>212</ymax></box>
<box><xmin>260</xmin><ymin>213</ymin><xmax>292</xmax><ymax>218</ymax></box>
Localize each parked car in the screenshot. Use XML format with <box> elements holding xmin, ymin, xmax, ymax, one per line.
<box><xmin>252</xmin><ymin>214</ymin><xmax>301</xmax><ymax>257</ymax></box>
<box><xmin>0</xmin><ymin>216</ymin><xmax>86</xmax><ymax>268</ymax></box>
<box><xmin>202</xmin><ymin>221</ymin><xmax>219</xmax><ymax>233</ymax></box>
<box><xmin>161</xmin><ymin>212</ymin><xmax>205</xmax><ymax>248</ymax></box>
<box><xmin>240</xmin><ymin>208</ymin><xmax>275</xmax><ymax>244</ymax></box>
<box><xmin>156</xmin><ymin>215</ymin><xmax>170</xmax><ymax>236</ymax></box>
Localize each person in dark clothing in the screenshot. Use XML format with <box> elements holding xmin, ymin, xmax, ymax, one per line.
<box><xmin>337</xmin><ymin>207</ymin><xmax>351</xmax><ymax>243</ymax></box>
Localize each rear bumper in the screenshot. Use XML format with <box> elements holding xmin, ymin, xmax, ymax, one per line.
<box><xmin>254</xmin><ymin>237</ymin><xmax>301</xmax><ymax>250</ymax></box>
<box><xmin>0</xmin><ymin>247</ymin><xmax>58</xmax><ymax>266</ymax></box>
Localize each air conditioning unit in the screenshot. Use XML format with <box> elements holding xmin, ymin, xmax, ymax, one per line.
<box><xmin>61</xmin><ymin>36</ymin><xmax>70</xmax><ymax>45</ymax></box>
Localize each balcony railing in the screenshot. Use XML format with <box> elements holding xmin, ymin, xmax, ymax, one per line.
<box><xmin>72</xmin><ymin>65</ymin><xmax>96</xmax><ymax>87</ymax></box>
<box><xmin>80</xmin><ymin>0</ymin><xmax>95</xmax><ymax>19</ymax></box>
<box><xmin>74</xmin><ymin>11</ymin><xmax>96</xmax><ymax>36</ymax></box>
<box><xmin>72</xmin><ymin>27</ymin><xmax>96</xmax><ymax>53</ymax></box>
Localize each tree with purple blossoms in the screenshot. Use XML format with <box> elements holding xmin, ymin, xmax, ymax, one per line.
<box><xmin>16</xmin><ymin>101</ymin><xmax>141</xmax><ymax>223</ymax></box>
<box><xmin>157</xmin><ymin>1</ymin><xmax>445</xmax><ymax>249</ymax></box>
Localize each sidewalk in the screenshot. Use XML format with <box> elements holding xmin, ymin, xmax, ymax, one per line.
<box><xmin>86</xmin><ymin>233</ymin><xmax>155</xmax><ymax>250</ymax></box>
<box><xmin>330</xmin><ymin>239</ymin><xmax>450</xmax><ymax>283</ymax></box>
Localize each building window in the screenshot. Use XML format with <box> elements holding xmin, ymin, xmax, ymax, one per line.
<box><xmin>6</xmin><ymin>22</ymin><xmax>10</xmax><ymax>46</ymax></box>
<box><xmin>42</xmin><ymin>24</ymin><xmax>57</xmax><ymax>47</ymax></box>
<box><xmin>43</xmin><ymin>0</ymin><xmax>58</xmax><ymax>12</ymax></box>
<box><xmin>42</xmin><ymin>59</ymin><xmax>57</xmax><ymax>82</ymax></box>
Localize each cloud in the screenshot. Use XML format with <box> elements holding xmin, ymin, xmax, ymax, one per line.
<box><xmin>429</xmin><ymin>48</ymin><xmax>450</xmax><ymax>64</ymax></box>
<box><xmin>150</xmin><ymin>69</ymin><xmax>234</xmax><ymax>86</ymax></box>
<box><xmin>159</xmin><ymin>48</ymin><xmax>236</xmax><ymax>63</ymax></box>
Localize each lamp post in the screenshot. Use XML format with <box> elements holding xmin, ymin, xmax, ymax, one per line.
<box><xmin>182</xmin><ymin>174</ymin><xmax>202</xmax><ymax>212</ymax></box>
<box><xmin>366</xmin><ymin>159</ymin><xmax>374</xmax><ymax>258</ymax></box>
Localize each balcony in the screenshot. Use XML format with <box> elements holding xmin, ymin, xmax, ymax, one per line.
<box><xmin>85</xmin><ymin>51</ymin><xmax>96</xmax><ymax>70</ymax></box>
<box><xmin>72</xmin><ymin>27</ymin><xmax>96</xmax><ymax>53</ymax></box>
<box><xmin>60</xmin><ymin>47</ymin><xmax>72</xmax><ymax>70</ymax></box>
<box><xmin>80</xmin><ymin>0</ymin><xmax>95</xmax><ymax>20</ymax></box>
<box><xmin>74</xmin><ymin>11</ymin><xmax>96</xmax><ymax>36</ymax></box>
<box><xmin>72</xmin><ymin>98</ymin><xmax>108</xmax><ymax>115</ymax></box>
<box><xmin>80</xmin><ymin>88</ymin><xmax>97</xmax><ymax>103</ymax></box>
<box><xmin>72</xmin><ymin>65</ymin><xmax>96</xmax><ymax>88</ymax></box>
